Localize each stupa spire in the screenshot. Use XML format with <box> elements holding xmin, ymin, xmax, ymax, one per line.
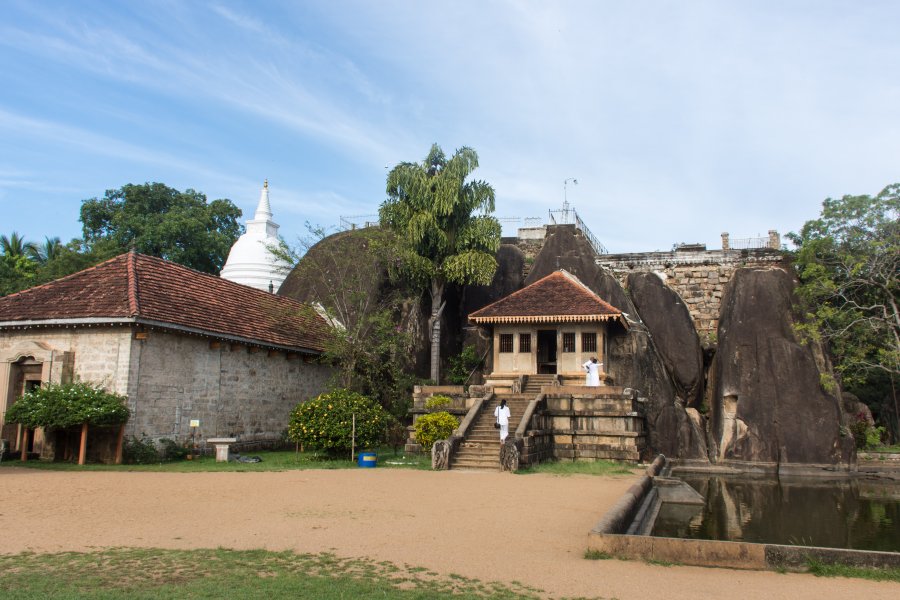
<box><xmin>254</xmin><ymin>179</ymin><xmax>273</xmax><ymax>220</ymax></box>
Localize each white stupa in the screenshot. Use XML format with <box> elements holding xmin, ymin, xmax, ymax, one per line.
<box><xmin>220</xmin><ymin>180</ymin><xmax>290</xmax><ymax>292</ymax></box>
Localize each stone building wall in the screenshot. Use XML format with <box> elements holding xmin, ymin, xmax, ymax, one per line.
<box><xmin>596</xmin><ymin>248</ymin><xmax>787</xmax><ymax>338</ymax></box>
<box><xmin>0</xmin><ymin>328</ymin><xmax>133</xmax><ymax>395</ymax></box>
<box><xmin>128</xmin><ymin>330</ymin><xmax>332</xmax><ymax>447</ymax></box>
<box><xmin>0</xmin><ymin>326</ymin><xmax>332</xmax><ymax>454</ymax></box>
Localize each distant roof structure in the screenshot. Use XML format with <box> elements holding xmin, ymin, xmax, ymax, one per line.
<box><xmin>220</xmin><ymin>180</ymin><xmax>291</xmax><ymax>292</ymax></box>
<box><xmin>0</xmin><ymin>252</ymin><xmax>329</xmax><ymax>353</ymax></box>
<box><xmin>469</xmin><ymin>270</ymin><xmax>627</xmax><ymax>327</ymax></box>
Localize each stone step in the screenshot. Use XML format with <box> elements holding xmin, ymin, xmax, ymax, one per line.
<box><xmin>451</xmin><ymin>456</ymin><xmax>500</xmax><ymax>469</ymax></box>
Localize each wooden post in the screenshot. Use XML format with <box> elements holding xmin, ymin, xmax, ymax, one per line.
<box><xmin>20</xmin><ymin>427</ymin><xmax>27</xmax><ymax>462</ymax></box>
<box><xmin>78</xmin><ymin>423</ymin><xmax>88</xmax><ymax>465</ymax></box>
<box><xmin>114</xmin><ymin>424</ymin><xmax>125</xmax><ymax>465</ymax></box>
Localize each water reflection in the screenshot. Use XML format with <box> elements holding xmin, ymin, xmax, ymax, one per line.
<box><xmin>651</xmin><ymin>475</ymin><xmax>900</xmax><ymax>552</ymax></box>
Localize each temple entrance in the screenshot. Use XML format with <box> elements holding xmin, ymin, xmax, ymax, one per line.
<box><xmin>537</xmin><ymin>329</ymin><xmax>557</xmax><ymax>374</ymax></box>
<box><xmin>2</xmin><ymin>357</ymin><xmax>42</xmax><ymax>453</ymax></box>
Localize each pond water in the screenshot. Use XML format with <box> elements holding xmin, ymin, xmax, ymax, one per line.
<box><xmin>650</xmin><ymin>474</ymin><xmax>900</xmax><ymax>552</ymax></box>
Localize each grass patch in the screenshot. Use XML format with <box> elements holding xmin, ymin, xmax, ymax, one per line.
<box><xmin>515</xmin><ymin>459</ymin><xmax>636</xmax><ymax>476</ymax></box>
<box><xmin>583</xmin><ymin>549</ymin><xmax>613</xmax><ymax>560</ymax></box>
<box><xmin>644</xmin><ymin>558</ymin><xmax>677</xmax><ymax>567</ymax></box>
<box><xmin>0</xmin><ymin>447</ymin><xmax>431</xmax><ymax>473</ymax></box>
<box><xmin>0</xmin><ymin>548</ymin><xmax>555</xmax><ymax>599</ymax></box>
<box><xmin>865</xmin><ymin>444</ymin><xmax>900</xmax><ymax>453</ymax></box>
<box><xmin>806</xmin><ymin>558</ymin><xmax>900</xmax><ymax>582</ymax></box>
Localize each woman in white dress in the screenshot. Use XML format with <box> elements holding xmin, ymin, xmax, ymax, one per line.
<box><xmin>494</xmin><ymin>398</ymin><xmax>511</xmax><ymax>442</ymax></box>
<box><xmin>583</xmin><ymin>357</ymin><xmax>601</xmax><ymax>386</ymax></box>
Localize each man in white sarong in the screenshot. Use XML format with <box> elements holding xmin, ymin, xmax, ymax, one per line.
<box><xmin>583</xmin><ymin>357</ymin><xmax>601</xmax><ymax>386</ymax></box>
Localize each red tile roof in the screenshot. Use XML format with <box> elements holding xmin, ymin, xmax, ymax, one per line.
<box><xmin>469</xmin><ymin>270</ymin><xmax>626</xmax><ymax>326</ymax></box>
<box><xmin>0</xmin><ymin>252</ymin><xmax>329</xmax><ymax>352</ymax></box>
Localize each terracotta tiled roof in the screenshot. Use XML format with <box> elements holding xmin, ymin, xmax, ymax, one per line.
<box><xmin>469</xmin><ymin>270</ymin><xmax>626</xmax><ymax>326</ymax></box>
<box><xmin>0</xmin><ymin>252</ymin><xmax>329</xmax><ymax>352</ymax></box>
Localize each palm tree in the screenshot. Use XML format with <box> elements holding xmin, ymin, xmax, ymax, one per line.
<box><xmin>28</xmin><ymin>236</ymin><xmax>63</xmax><ymax>264</ymax></box>
<box><xmin>380</xmin><ymin>144</ymin><xmax>500</xmax><ymax>382</ymax></box>
<box><xmin>0</xmin><ymin>232</ymin><xmax>38</xmax><ymax>258</ymax></box>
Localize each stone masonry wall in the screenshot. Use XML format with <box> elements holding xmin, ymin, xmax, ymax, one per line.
<box><xmin>504</xmin><ymin>227</ymin><xmax>786</xmax><ymax>339</ymax></box>
<box><xmin>0</xmin><ymin>327</ymin><xmax>133</xmax><ymax>395</ymax></box>
<box><xmin>129</xmin><ymin>330</ymin><xmax>332</xmax><ymax>448</ymax></box>
<box><xmin>0</xmin><ymin>326</ymin><xmax>332</xmax><ymax>453</ymax></box>
<box><xmin>596</xmin><ymin>249</ymin><xmax>786</xmax><ymax>338</ymax></box>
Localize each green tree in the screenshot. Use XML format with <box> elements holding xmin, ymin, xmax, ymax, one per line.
<box><xmin>0</xmin><ymin>232</ymin><xmax>38</xmax><ymax>258</ymax></box>
<box><xmin>80</xmin><ymin>183</ymin><xmax>243</xmax><ymax>273</ymax></box>
<box><xmin>789</xmin><ymin>183</ymin><xmax>899</xmax><ymax>437</ymax></box>
<box><xmin>380</xmin><ymin>144</ymin><xmax>501</xmax><ymax>382</ymax></box>
<box><xmin>273</xmin><ymin>226</ymin><xmax>417</xmax><ymax>419</ymax></box>
<box><xmin>27</xmin><ymin>236</ymin><xmax>63</xmax><ymax>264</ymax></box>
<box><xmin>0</xmin><ymin>232</ymin><xmax>39</xmax><ymax>295</ymax></box>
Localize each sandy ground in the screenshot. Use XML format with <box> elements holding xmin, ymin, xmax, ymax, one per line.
<box><xmin>0</xmin><ymin>467</ymin><xmax>896</xmax><ymax>599</ymax></box>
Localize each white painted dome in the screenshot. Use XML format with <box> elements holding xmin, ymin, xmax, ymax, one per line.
<box><xmin>220</xmin><ymin>181</ymin><xmax>291</xmax><ymax>291</ymax></box>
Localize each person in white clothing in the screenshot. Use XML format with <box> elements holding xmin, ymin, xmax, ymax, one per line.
<box><xmin>494</xmin><ymin>398</ymin><xmax>511</xmax><ymax>442</ymax></box>
<box><xmin>583</xmin><ymin>357</ymin><xmax>601</xmax><ymax>386</ymax></box>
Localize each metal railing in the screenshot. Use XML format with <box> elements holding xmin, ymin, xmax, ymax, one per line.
<box><xmin>548</xmin><ymin>204</ymin><xmax>608</xmax><ymax>255</ymax></box>
<box><xmin>729</xmin><ymin>236</ymin><xmax>771</xmax><ymax>250</ymax></box>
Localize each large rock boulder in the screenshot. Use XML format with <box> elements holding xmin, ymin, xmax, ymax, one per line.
<box><xmin>710</xmin><ymin>267</ymin><xmax>852</xmax><ymax>468</ymax></box>
<box><xmin>627</xmin><ymin>272</ymin><xmax>704</xmax><ymax>408</ymax></box>
<box><xmin>528</xmin><ymin>225</ymin><xmax>708</xmax><ymax>460</ymax></box>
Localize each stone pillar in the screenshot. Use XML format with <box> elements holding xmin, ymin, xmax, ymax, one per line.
<box><xmin>721</xmin><ymin>232</ymin><xmax>730</xmax><ymax>252</ymax></box>
<box><xmin>768</xmin><ymin>230</ymin><xmax>780</xmax><ymax>250</ymax></box>
<box><xmin>208</xmin><ymin>437</ymin><xmax>237</xmax><ymax>462</ymax></box>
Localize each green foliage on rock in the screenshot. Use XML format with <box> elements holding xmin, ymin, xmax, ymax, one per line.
<box><xmin>423</xmin><ymin>394</ymin><xmax>452</xmax><ymax>409</ymax></box>
<box><xmin>273</xmin><ymin>227</ymin><xmax>417</xmax><ymax>420</ymax></box>
<box><xmin>413</xmin><ymin>411</ymin><xmax>458</xmax><ymax>451</ymax></box>
<box><xmin>789</xmin><ymin>183</ymin><xmax>899</xmax><ymax>438</ymax></box>
<box><xmin>4</xmin><ymin>382</ymin><xmax>129</xmax><ymax>429</ymax></box>
<box><xmin>447</xmin><ymin>345</ymin><xmax>482</xmax><ymax>385</ymax></box>
<box><xmin>380</xmin><ymin>144</ymin><xmax>500</xmax><ymax>382</ymax></box>
<box><xmin>287</xmin><ymin>389</ymin><xmax>390</xmax><ymax>455</ymax></box>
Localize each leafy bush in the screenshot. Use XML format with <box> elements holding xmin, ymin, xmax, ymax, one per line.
<box><xmin>447</xmin><ymin>346</ymin><xmax>482</xmax><ymax>385</ymax></box>
<box><xmin>5</xmin><ymin>382</ymin><xmax>129</xmax><ymax>429</ymax></box>
<box><xmin>413</xmin><ymin>411</ymin><xmax>458</xmax><ymax>451</ymax></box>
<box><xmin>424</xmin><ymin>394</ymin><xmax>452</xmax><ymax>409</ymax></box>
<box><xmin>123</xmin><ymin>435</ymin><xmax>160</xmax><ymax>464</ymax></box>
<box><xmin>384</xmin><ymin>420</ymin><xmax>408</xmax><ymax>454</ymax></box>
<box><xmin>287</xmin><ymin>389</ymin><xmax>389</xmax><ymax>455</ymax></box>
<box><xmin>850</xmin><ymin>416</ymin><xmax>887</xmax><ymax>449</ymax></box>
<box><xmin>159</xmin><ymin>438</ymin><xmax>190</xmax><ymax>461</ymax></box>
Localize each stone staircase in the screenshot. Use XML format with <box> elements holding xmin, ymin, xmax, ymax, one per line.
<box><xmin>450</xmin><ymin>394</ymin><xmax>531</xmax><ymax>470</ymax></box>
<box><xmin>522</xmin><ymin>373</ymin><xmax>556</xmax><ymax>394</ymax></box>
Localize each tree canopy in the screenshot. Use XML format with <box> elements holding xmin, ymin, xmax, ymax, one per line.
<box><xmin>380</xmin><ymin>144</ymin><xmax>500</xmax><ymax>382</ymax></box>
<box><xmin>789</xmin><ymin>183</ymin><xmax>899</xmax><ymax>437</ymax></box>
<box><xmin>80</xmin><ymin>183</ymin><xmax>243</xmax><ymax>273</ymax></box>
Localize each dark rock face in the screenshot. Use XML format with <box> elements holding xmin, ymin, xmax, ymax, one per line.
<box><xmin>627</xmin><ymin>272</ymin><xmax>704</xmax><ymax>408</ymax></box>
<box><xmin>710</xmin><ymin>267</ymin><xmax>850</xmax><ymax>466</ymax></box>
<box><xmin>528</xmin><ymin>225</ymin><xmax>708</xmax><ymax>460</ymax></box>
<box><xmin>462</xmin><ymin>244</ymin><xmax>525</xmax><ymax>317</ymax></box>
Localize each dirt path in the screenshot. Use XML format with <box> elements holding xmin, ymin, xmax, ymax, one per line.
<box><xmin>0</xmin><ymin>468</ymin><xmax>895</xmax><ymax>599</ymax></box>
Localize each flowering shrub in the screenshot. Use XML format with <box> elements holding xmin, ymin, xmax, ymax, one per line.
<box><xmin>424</xmin><ymin>394</ymin><xmax>452</xmax><ymax>409</ymax></box>
<box><xmin>4</xmin><ymin>382</ymin><xmax>129</xmax><ymax>429</ymax></box>
<box><xmin>287</xmin><ymin>389</ymin><xmax>389</xmax><ymax>454</ymax></box>
<box><xmin>413</xmin><ymin>411</ymin><xmax>458</xmax><ymax>451</ymax></box>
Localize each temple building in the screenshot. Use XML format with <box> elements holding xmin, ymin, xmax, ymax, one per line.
<box><xmin>220</xmin><ymin>180</ymin><xmax>290</xmax><ymax>292</ymax></box>
<box><xmin>469</xmin><ymin>270</ymin><xmax>628</xmax><ymax>386</ymax></box>
<box><xmin>0</xmin><ymin>252</ymin><xmax>331</xmax><ymax>462</ymax></box>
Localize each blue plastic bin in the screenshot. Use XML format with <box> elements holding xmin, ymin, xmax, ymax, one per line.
<box><xmin>357</xmin><ymin>452</ymin><xmax>377</xmax><ymax>468</ymax></box>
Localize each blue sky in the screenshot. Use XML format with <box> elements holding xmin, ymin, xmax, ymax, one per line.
<box><xmin>1</xmin><ymin>0</ymin><xmax>898</xmax><ymax>254</ymax></box>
